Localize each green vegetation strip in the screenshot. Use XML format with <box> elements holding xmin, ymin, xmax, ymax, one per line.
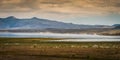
<box><xmin>0</xmin><ymin>38</ymin><xmax>120</xmax><ymax>48</ymax></box>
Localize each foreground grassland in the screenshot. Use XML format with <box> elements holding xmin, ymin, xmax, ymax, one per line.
<box><xmin>0</xmin><ymin>38</ymin><xmax>120</xmax><ymax>60</ymax></box>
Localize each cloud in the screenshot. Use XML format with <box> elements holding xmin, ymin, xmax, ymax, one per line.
<box><xmin>0</xmin><ymin>0</ymin><xmax>120</xmax><ymax>17</ymax></box>
<box><xmin>1</xmin><ymin>0</ymin><xmax>21</xmax><ymax>4</ymax></box>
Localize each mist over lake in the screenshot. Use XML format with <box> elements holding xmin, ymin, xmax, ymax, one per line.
<box><xmin>0</xmin><ymin>32</ymin><xmax>119</xmax><ymax>42</ymax></box>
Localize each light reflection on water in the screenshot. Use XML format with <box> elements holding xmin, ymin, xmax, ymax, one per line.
<box><xmin>48</xmin><ymin>39</ymin><xmax>120</xmax><ymax>42</ymax></box>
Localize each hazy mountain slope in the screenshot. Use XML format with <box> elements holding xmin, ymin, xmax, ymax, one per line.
<box><xmin>0</xmin><ymin>16</ymin><xmax>113</xmax><ymax>29</ymax></box>
<box><xmin>113</xmin><ymin>24</ymin><xmax>120</xmax><ymax>29</ymax></box>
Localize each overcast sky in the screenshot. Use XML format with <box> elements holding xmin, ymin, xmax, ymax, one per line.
<box><xmin>0</xmin><ymin>0</ymin><xmax>120</xmax><ymax>25</ymax></box>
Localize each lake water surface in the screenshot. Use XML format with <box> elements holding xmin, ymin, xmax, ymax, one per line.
<box><xmin>0</xmin><ymin>32</ymin><xmax>120</xmax><ymax>42</ymax></box>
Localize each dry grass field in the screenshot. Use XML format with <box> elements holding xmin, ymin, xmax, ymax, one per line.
<box><xmin>0</xmin><ymin>38</ymin><xmax>120</xmax><ymax>60</ymax></box>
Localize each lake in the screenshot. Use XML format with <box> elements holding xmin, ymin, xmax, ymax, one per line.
<box><xmin>0</xmin><ymin>32</ymin><xmax>120</xmax><ymax>42</ymax></box>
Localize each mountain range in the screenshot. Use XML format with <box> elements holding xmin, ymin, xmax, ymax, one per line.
<box><xmin>0</xmin><ymin>16</ymin><xmax>115</xmax><ymax>29</ymax></box>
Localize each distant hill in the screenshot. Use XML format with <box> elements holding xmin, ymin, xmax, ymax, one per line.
<box><xmin>0</xmin><ymin>16</ymin><xmax>113</xmax><ymax>29</ymax></box>
<box><xmin>113</xmin><ymin>24</ymin><xmax>120</xmax><ymax>29</ymax></box>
